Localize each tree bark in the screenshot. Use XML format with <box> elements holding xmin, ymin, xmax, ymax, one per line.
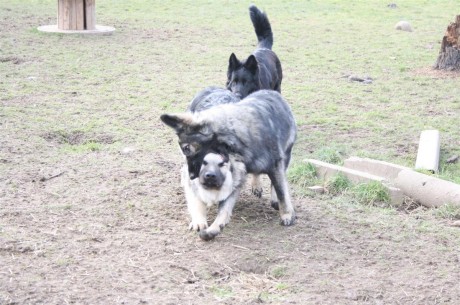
<box><xmin>434</xmin><ymin>15</ymin><xmax>460</xmax><ymax>70</ymax></box>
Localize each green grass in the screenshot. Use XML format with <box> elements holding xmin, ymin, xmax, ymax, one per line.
<box><xmin>209</xmin><ymin>286</ymin><xmax>233</xmax><ymax>299</ymax></box>
<box><xmin>315</xmin><ymin>146</ymin><xmax>346</xmax><ymax>165</ymax></box>
<box><xmin>352</xmin><ymin>181</ymin><xmax>391</xmax><ymax>206</ymax></box>
<box><xmin>270</xmin><ymin>265</ymin><xmax>288</xmax><ymax>279</ymax></box>
<box><xmin>435</xmin><ymin>203</ymin><xmax>460</xmax><ymax>220</ymax></box>
<box><xmin>62</xmin><ymin>141</ymin><xmax>103</xmax><ymax>153</ymax></box>
<box><xmin>1</xmin><ymin>1</ymin><xmax>459</xmax><ymax>184</ymax></box>
<box><xmin>325</xmin><ymin>173</ymin><xmax>352</xmax><ymax>195</ymax></box>
<box><xmin>288</xmin><ymin>162</ymin><xmax>318</xmax><ymax>188</ymax></box>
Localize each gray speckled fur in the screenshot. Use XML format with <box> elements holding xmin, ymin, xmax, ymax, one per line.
<box><xmin>161</xmin><ymin>90</ymin><xmax>297</xmax><ymax>226</ymax></box>
<box><xmin>188</xmin><ymin>86</ymin><xmax>240</xmax><ymax>113</ymax></box>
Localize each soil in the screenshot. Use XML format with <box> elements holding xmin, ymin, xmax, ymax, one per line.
<box><xmin>1</xmin><ymin>3</ymin><xmax>460</xmax><ymax>305</ymax></box>
<box><xmin>2</xmin><ymin>128</ymin><xmax>460</xmax><ymax>305</ymax></box>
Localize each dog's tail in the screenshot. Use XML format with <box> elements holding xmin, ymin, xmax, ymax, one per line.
<box><xmin>249</xmin><ymin>5</ymin><xmax>273</xmax><ymax>50</ymax></box>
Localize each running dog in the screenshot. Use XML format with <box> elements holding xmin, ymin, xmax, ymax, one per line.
<box><xmin>161</xmin><ymin>90</ymin><xmax>297</xmax><ymax>240</ymax></box>
<box><xmin>226</xmin><ymin>5</ymin><xmax>283</xmax><ymax>99</ymax></box>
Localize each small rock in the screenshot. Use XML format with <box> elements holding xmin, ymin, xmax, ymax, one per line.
<box><xmin>348</xmin><ymin>75</ymin><xmax>373</xmax><ymax>84</ymax></box>
<box><xmin>121</xmin><ymin>147</ymin><xmax>136</xmax><ymax>155</ymax></box>
<box><xmin>446</xmin><ymin>155</ymin><xmax>459</xmax><ymax>164</ymax></box>
<box><xmin>387</xmin><ymin>3</ymin><xmax>398</xmax><ymax>9</ymax></box>
<box><xmin>451</xmin><ymin>220</ymin><xmax>460</xmax><ymax>227</ymax></box>
<box><xmin>395</xmin><ymin>21</ymin><xmax>412</xmax><ymax>32</ymax></box>
<box><xmin>307</xmin><ymin>186</ymin><xmax>325</xmax><ymax>194</ymax></box>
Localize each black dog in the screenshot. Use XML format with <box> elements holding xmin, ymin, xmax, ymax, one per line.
<box><xmin>226</xmin><ymin>5</ymin><xmax>283</xmax><ymax>99</ymax></box>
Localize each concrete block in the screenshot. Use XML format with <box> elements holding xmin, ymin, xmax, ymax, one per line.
<box><xmin>386</xmin><ymin>185</ymin><xmax>405</xmax><ymax>207</ymax></box>
<box><xmin>304</xmin><ymin>159</ymin><xmax>404</xmax><ymax>206</ymax></box>
<box><xmin>305</xmin><ymin>159</ymin><xmax>387</xmax><ymax>184</ymax></box>
<box><xmin>415</xmin><ymin>130</ymin><xmax>440</xmax><ymax>173</ymax></box>
<box><xmin>344</xmin><ymin>157</ymin><xmax>410</xmax><ymax>181</ymax></box>
<box><xmin>394</xmin><ymin>169</ymin><xmax>460</xmax><ymax>208</ymax></box>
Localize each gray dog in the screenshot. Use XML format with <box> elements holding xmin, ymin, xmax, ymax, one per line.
<box><xmin>161</xmin><ymin>90</ymin><xmax>297</xmax><ymax>239</ymax></box>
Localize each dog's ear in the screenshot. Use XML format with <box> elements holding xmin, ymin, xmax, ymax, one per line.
<box><xmin>228</xmin><ymin>53</ymin><xmax>240</xmax><ymax>71</ymax></box>
<box><xmin>244</xmin><ymin>55</ymin><xmax>258</xmax><ymax>74</ymax></box>
<box><xmin>160</xmin><ymin>113</ymin><xmax>194</xmax><ymax>132</ymax></box>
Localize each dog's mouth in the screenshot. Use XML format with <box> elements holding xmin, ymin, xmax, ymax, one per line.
<box><xmin>201</xmin><ymin>180</ymin><xmax>223</xmax><ymax>190</ymax></box>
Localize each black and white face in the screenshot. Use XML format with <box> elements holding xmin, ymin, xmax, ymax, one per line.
<box><xmin>198</xmin><ymin>153</ymin><xmax>230</xmax><ymax>189</ymax></box>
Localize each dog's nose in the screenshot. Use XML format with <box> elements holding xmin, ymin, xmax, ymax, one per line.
<box><xmin>204</xmin><ymin>172</ymin><xmax>216</xmax><ymax>181</ymax></box>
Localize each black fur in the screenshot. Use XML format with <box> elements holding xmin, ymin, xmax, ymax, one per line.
<box><xmin>226</xmin><ymin>5</ymin><xmax>282</xmax><ymax>99</ymax></box>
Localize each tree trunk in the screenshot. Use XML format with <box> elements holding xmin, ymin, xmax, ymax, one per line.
<box><xmin>434</xmin><ymin>15</ymin><xmax>460</xmax><ymax>70</ymax></box>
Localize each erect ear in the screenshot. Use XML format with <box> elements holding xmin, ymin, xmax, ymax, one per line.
<box><xmin>244</xmin><ymin>55</ymin><xmax>258</xmax><ymax>73</ymax></box>
<box><xmin>228</xmin><ymin>53</ymin><xmax>240</xmax><ymax>71</ymax></box>
<box><xmin>160</xmin><ymin>113</ymin><xmax>194</xmax><ymax>132</ymax></box>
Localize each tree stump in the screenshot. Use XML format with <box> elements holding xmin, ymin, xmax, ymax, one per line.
<box><xmin>58</xmin><ymin>0</ymin><xmax>95</xmax><ymax>31</ymax></box>
<box><xmin>434</xmin><ymin>15</ymin><xmax>460</xmax><ymax>70</ymax></box>
<box><xmin>37</xmin><ymin>0</ymin><xmax>114</xmax><ymax>35</ymax></box>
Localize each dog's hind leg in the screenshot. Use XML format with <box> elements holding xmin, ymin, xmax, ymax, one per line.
<box><xmin>199</xmin><ymin>190</ymin><xmax>240</xmax><ymax>241</ymax></box>
<box><xmin>268</xmin><ymin>164</ymin><xmax>296</xmax><ymax>226</ymax></box>
<box><xmin>270</xmin><ymin>184</ymin><xmax>279</xmax><ymax>210</ymax></box>
<box><xmin>249</xmin><ymin>174</ymin><xmax>263</xmax><ymax>198</ymax></box>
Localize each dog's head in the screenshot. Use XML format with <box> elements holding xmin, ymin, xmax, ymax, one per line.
<box><xmin>226</xmin><ymin>53</ymin><xmax>260</xmax><ymax>99</ymax></box>
<box><xmin>160</xmin><ymin>113</ymin><xmax>231</xmax><ymax>180</ymax></box>
<box><xmin>198</xmin><ymin>152</ymin><xmax>230</xmax><ymax>190</ymax></box>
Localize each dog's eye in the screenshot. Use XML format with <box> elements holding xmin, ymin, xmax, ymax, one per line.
<box><xmin>218</xmin><ymin>162</ymin><xmax>225</xmax><ymax>167</ymax></box>
<box><xmin>203</xmin><ymin>161</ymin><xmax>208</xmax><ymax>166</ymax></box>
<box><xmin>183</xmin><ymin>144</ymin><xmax>190</xmax><ymax>154</ymax></box>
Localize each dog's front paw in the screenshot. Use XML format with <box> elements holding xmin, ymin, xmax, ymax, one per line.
<box><xmin>271</xmin><ymin>201</ymin><xmax>279</xmax><ymax>210</ymax></box>
<box><xmin>279</xmin><ymin>213</ymin><xmax>296</xmax><ymax>226</ymax></box>
<box><xmin>189</xmin><ymin>221</ymin><xmax>208</xmax><ymax>232</ymax></box>
<box><xmin>199</xmin><ymin>228</ymin><xmax>220</xmax><ymax>241</ymax></box>
<box><xmin>251</xmin><ymin>186</ymin><xmax>263</xmax><ymax>198</ymax></box>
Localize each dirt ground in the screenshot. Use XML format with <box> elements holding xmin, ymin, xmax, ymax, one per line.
<box><xmin>2</xmin><ymin>122</ymin><xmax>460</xmax><ymax>305</ymax></box>
<box><xmin>2</xmin><ymin>2</ymin><xmax>460</xmax><ymax>305</ymax></box>
<box><xmin>2</xmin><ymin>140</ymin><xmax>460</xmax><ymax>304</ymax></box>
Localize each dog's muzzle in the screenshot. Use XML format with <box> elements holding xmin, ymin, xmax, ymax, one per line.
<box><xmin>201</xmin><ymin>171</ymin><xmax>223</xmax><ymax>189</ymax></box>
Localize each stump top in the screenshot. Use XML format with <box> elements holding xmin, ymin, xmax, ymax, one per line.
<box><xmin>37</xmin><ymin>24</ymin><xmax>115</xmax><ymax>35</ymax></box>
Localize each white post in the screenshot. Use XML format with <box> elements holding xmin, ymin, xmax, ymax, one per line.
<box><xmin>415</xmin><ymin>130</ymin><xmax>440</xmax><ymax>173</ymax></box>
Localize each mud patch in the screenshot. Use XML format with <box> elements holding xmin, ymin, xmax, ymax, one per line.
<box><xmin>42</xmin><ymin>130</ymin><xmax>116</xmax><ymax>146</ymax></box>
<box><xmin>0</xmin><ymin>56</ymin><xmax>24</xmax><ymax>64</ymax></box>
<box><xmin>412</xmin><ymin>66</ymin><xmax>460</xmax><ymax>78</ymax></box>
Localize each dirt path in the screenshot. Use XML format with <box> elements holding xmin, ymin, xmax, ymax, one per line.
<box><xmin>2</xmin><ymin>140</ymin><xmax>460</xmax><ymax>304</ymax></box>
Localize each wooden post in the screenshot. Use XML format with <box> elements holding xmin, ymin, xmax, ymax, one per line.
<box><xmin>85</xmin><ymin>0</ymin><xmax>96</xmax><ymax>30</ymax></box>
<box><xmin>57</xmin><ymin>0</ymin><xmax>96</xmax><ymax>31</ymax></box>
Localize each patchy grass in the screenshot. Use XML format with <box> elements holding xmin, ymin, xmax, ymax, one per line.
<box><xmin>209</xmin><ymin>286</ymin><xmax>233</xmax><ymax>299</ymax></box>
<box><xmin>435</xmin><ymin>203</ymin><xmax>460</xmax><ymax>220</ymax></box>
<box><xmin>270</xmin><ymin>265</ymin><xmax>288</xmax><ymax>279</ymax></box>
<box><xmin>288</xmin><ymin>162</ymin><xmax>318</xmax><ymax>187</ymax></box>
<box><xmin>351</xmin><ymin>181</ymin><xmax>391</xmax><ymax>206</ymax></box>
<box><xmin>314</xmin><ymin>146</ymin><xmax>346</xmax><ymax>165</ymax></box>
<box><xmin>325</xmin><ymin>173</ymin><xmax>352</xmax><ymax>195</ymax></box>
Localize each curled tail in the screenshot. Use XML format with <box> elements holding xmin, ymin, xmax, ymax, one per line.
<box><xmin>249</xmin><ymin>5</ymin><xmax>273</xmax><ymax>50</ymax></box>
